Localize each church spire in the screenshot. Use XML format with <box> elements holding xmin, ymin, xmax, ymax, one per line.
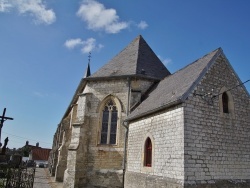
<box><xmin>89</xmin><ymin>35</ymin><xmax>170</xmax><ymax>79</ymax></box>
<box><xmin>84</xmin><ymin>52</ymin><xmax>91</xmax><ymax>78</ymax></box>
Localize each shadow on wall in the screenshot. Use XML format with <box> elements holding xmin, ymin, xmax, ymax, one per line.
<box><xmin>82</xmin><ymin>149</ymin><xmax>124</xmax><ymax>188</ymax></box>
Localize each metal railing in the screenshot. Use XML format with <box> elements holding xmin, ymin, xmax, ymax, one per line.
<box><xmin>0</xmin><ymin>164</ymin><xmax>35</xmax><ymax>188</ymax></box>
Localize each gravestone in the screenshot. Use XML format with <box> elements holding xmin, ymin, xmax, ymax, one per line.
<box><xmin>11</xmin><ymin>153</ymin><xmax>22</xmax><ymax>168</ymax></box>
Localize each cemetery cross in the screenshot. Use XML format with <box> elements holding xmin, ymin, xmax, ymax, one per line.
<box><xmin>0</xmin><ymin>108</ymin><xmax>13</xmax><ymax>147</ymax></box>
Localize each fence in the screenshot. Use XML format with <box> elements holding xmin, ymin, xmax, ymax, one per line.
<box><xmin>0</xmin><ymin>164</ymin><xmax>35</xmax><ymax>188</ymax></box>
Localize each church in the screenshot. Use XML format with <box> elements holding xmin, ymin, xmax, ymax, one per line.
<box><xmin>49</xmin><ymin>35</ymin><xmax>250</xmax><ymax>188</ymax></box>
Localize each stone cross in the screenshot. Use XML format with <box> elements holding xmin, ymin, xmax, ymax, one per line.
<box><xmin>0</xmin><ymin>108</ymin><xmax>13</xmax><ymax>147</ymax></box>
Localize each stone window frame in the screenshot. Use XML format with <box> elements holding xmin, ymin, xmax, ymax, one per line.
<box><xmin>222</xmin><ymin>92</ymin><xmax>229</xmax><ymax>113</ymax></box>
<box><xmin>141</xmin><ymin>133</ymin><xmax>154</xmax><ymax>172</ymax></box>
<box><xmin>97</xmin><ymin>95</ymin><xmax>122</xmax><ymax>146</ymax></box>
<box><xmin>144</xmin><ymin>137</ymin><xmax>152</xmax><ymax>167</ymax></box>
<box><xmin>219</xmin><ymin>86</ymin><xmax>235</xmax><ymax>118</ymax></box>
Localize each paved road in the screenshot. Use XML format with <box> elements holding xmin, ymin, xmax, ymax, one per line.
<box><xmin>33</xmin><ymin>168</ymin><xmax>52</xmax><ymax>188</ymax></box>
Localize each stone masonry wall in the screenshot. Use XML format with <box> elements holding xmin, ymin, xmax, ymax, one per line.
<box><xmin>183</xmin><ymin>56</ymin><xmax>250</xmax><ymax>187</ymax></box>
<box><xmin>63</xmin><ymin>93</ymin><xmax>91</xmax><ymax>188</ymax></box>
<box><xmin>55</xmin><ymin>112</ymin><xmax>72</xmax><ymax>182</ymax></box>
<box><xmin>51</xmin><ymin>121</ymin><xmax>65</xmax><ymax>177</ymax></box>
<box><xmin>69</xmin><ymin>78</ymin><xmax>155</xmax><ymax>187</ymax></box>
<box><xmin>125</xmin><ymin>106</ymin><xmax>185</xmax><ymax>188</ymax></box>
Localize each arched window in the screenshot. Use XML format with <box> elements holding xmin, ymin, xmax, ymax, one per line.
<box><xmin>219</xmin><ymin>87</ymin><xmax>235</xmax><ymax>117</ymax></box>
<box><xmin>100</xmin><ymin>100</ymin><xmax>118</xmax><ymax>145</ymax></box>
<box><xmin>222</xmin><ymin>92</ymin><xmax>229</xmax><ymax>113</ymax></box>
<box><xmin>144</xmin><ymin>137</ymin><xmax>152</xmax><ymax>167</ymax></box>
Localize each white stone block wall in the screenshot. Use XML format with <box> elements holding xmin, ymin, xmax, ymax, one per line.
<box><xmin>127</xmin><ymin>106</ymin><xmax>185</xmax><ymax>183</ymax></box>
<box><xmin>184</xmin><ymin>57</ymin><xmax>250</xmax><ymax>184</ymax></box>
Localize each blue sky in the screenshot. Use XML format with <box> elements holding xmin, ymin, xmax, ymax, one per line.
<box><xmin>0</xmin><ymin>0</ymin><xmax>249</xmax><ymax>149</ymax></box>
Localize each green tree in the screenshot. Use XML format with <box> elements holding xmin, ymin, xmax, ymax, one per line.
<box><xmin>16</xmin><ymin>146</ymin><xmax>31</xmax><ymax>157</ymax></box>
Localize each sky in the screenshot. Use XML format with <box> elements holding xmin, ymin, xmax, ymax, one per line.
<box><xmin>0</xmin><ymin>0</ymin><xmax>249</xmax><ymax>149</ymax></box>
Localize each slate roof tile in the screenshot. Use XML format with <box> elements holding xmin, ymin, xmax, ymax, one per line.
<box><xmin>127</xmin><ymin>48</ymin><xmax>222</xmax><ymax>121</ymax></box>
<box><xmin>90</xmin><ymin>35</ymin><xmax>170</xmax><ymax>80</ymax></box>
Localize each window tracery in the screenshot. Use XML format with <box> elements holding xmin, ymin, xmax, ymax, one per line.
<box><xmin>100</xmin><ymin>100</ymin><xmax>118</xmax><ymax>145</ymax></box>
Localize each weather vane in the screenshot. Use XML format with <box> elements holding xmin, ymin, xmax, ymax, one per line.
<box><xmin>88</xmin><ymin>52</ymin><xmax>91</xmax><ymax>64</ymax></box>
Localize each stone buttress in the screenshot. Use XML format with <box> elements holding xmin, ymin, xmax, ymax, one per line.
<box><xmin>55</xmin><ymin>112</ymin><xmax>73</xmax><ymax>181</ymax></box>
<box><xmin>63</xmin><ymin>93</ymin><xmax>91</xmax><ymax>188</ymax></box>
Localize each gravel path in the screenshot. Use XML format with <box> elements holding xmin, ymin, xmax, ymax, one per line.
<box><xmin>33</xmin><ymin>168</ymin><xmax>52</xmax><ymax>188</ymax></box>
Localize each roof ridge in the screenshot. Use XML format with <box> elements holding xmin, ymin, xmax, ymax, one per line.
<box><xmin>180</xmin><ymin>48</ymin><xmax>222</xmax><ymax>101</ymax></box>
<box><xmin>90</xmin><ymin>35</ymin><xmax>170</xmax><ymax>79</ymax></box>
<box><xmin>158</xmin><ymin>48</ymin><xmax>222</xmax><ymax>89</ymax></box>
<box><xmin>135</xmin><ymin>35</ymin><xmax>142</xmax><ymax>74</ymax></box>
<box><xmin>173</xmin><ymin>48</ymin><xmax>221</xmax><ymax>75</ymax></box>
<box><xmin>126</xmin><ymin>48</ymin><xmax>222</xmax><ymax>121</ymax></box>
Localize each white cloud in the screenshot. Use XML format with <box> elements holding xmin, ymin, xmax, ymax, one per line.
<box><xmin>158</xmin><ymin>55</ymin><xmax>172</xmax><ymax>66</ymax></box>
<box><xmin>162</xmin><ymin>58</ymin><xmax>172</xmax><ymax>66</ymax></box>
<box><xmin>65</xmin><ymin>37</ymin><xmax>104</xmax><ymax>54</ymax></box>
<box><xmin>77</xmin><ymin>0</ymin><xmax>129</xmax><ymax>34</ymax></box>
<box><xmin>0</xmin><ymin>0</ymin><xmax>56</xmax><ymax>25</ymax></box>
<box><xmin>137</xmin><ymin>21</ymin><xmax>148</xmax><ymax>30</ymax></box>
<box><xmin>81</xmin><ymin>38</ymin><xmax>104</xmax><ymax>53</ymax></box>
<box><xmin>0</xmin><ymin>0</ymin><xmax>13</xmax><ymax>12</ymax></box>
<box><xmin>64</xmin><ymin>38</ymin><xmax>83</xmax><ymax>49</ymax></box>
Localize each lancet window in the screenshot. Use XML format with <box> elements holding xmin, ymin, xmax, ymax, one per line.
<box><xmin>222</xmin><ymin>92</ymin><xmax>229</xmax><ymax>113</ymax></box>
<box><xmin>144</xmin><ymin>137</ymin><xmax>152</xmax><ymax>167</ymax></box>
<box><xmin>100</xmin><ymin>100</ymin><xmax>118</xmax><ymax>145</ymax></box>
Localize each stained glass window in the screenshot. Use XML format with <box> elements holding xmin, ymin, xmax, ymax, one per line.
<box><xmin>100</xmin><ymin>107</ymin><xmax>109</xmax><ymax>144</ymax></box>
<box><xmin>145</xmin><ymin>137</ymin><xmax>152</xmax><ymax>167</ymax></box>
<box><xmin>100</xmin><ymin>100</ymin><xmax>118</xmax><ymax>144</ymax></box>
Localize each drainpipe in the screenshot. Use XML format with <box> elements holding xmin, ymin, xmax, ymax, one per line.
<box><xmin>122</xmin><ymin>77</ymin><xmax>131</xmax><ymax>187</ymax></box>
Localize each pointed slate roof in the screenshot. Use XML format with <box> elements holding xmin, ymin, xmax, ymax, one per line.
<box><xmin>84</xmin><ymin>62</ymin><xmax>91</xmax><ymax>78</ymax></box>
<box><xmin>126</xmin><ymin>48</ymin><xmax>222</xmax><ymax>121</ymax></box>
<box><xmin>90</xmin><ymin>35</ymin><xmax>170</xmax><ymax>80</ymax></box>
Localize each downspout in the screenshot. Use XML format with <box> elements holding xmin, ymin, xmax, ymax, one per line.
<box><xmin>122</xmin><ymin>77</ymin><xmax>131</xmax><ymax>187</ymax></box>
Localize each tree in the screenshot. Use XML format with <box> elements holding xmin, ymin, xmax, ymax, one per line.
<box><xmin>16</xmin><ymin>146</ymin><xmax>31</xmax><ymax>157</ymax></box>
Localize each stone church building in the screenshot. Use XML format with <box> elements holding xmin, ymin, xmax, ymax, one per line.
<box><xmin>49</xmin><ymin>35</ymin><xmax>250</xmax><ymax>188</ymax></box>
